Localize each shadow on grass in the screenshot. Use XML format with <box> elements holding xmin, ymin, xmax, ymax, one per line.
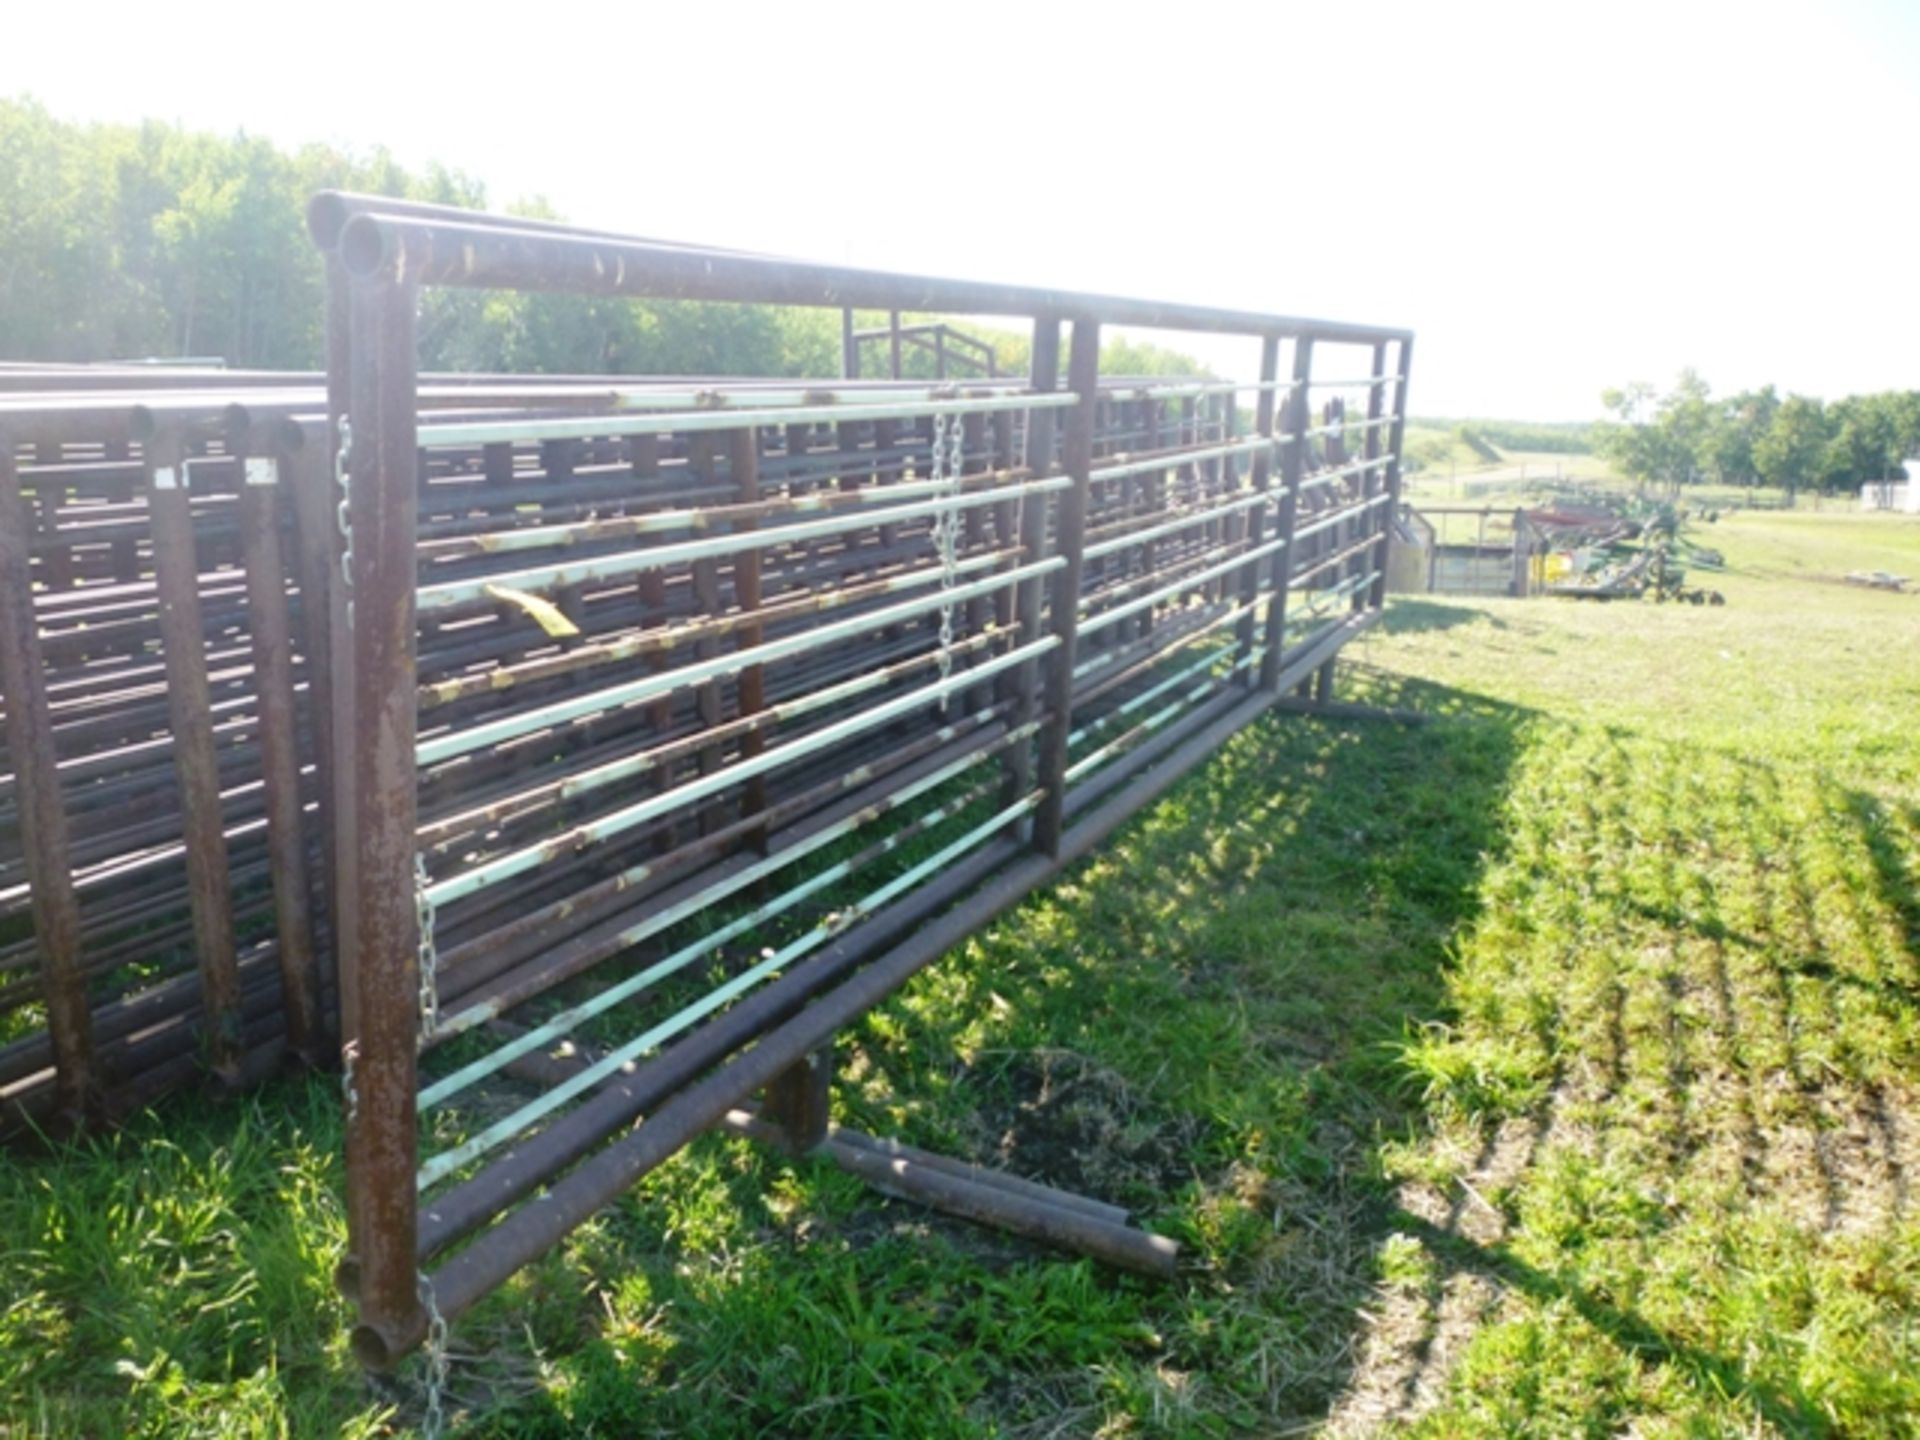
<box><xmin>461</xmin><ymin>666</ymin><xmax>1541</xmax><ymax>1436</ymax></box>
<box><xmin>1844</xmin><ymin>792</ymin><xmax>1920</xmax><ymax>986</ymax></box>
<box><xmin>1378</xmin><ymin>597</ymin><xmax>1502</xmax><ymax>636</ymax></box>
<box><xmin>1344</xmin><ymin>727</ymin><xmax>1920</xmax><ymax>1434</ymax></box>
<box><xmin>1395</xmin><ymin>1213</ymin><xmax>1830</xmax><ymax>1435</ymax></box>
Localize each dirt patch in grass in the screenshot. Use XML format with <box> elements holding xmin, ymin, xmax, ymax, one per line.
<box><xmin>955</xmin><ymin>1047</ymin><xmax>1207</xmax><ymax>1209</ymax></box>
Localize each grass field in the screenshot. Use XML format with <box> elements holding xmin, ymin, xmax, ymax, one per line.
<box><xmin>2</xmin><ymin>508</ymin><xmax>1917</xmax><ymax>1437</ymax></box>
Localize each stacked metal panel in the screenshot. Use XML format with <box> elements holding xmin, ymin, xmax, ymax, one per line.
<box><xmin>0</xmin><ymin>388</ymin><xmax>328</xmax><ymax>1130</ymax></box>
<box><xmin>0</xmin><ymin>195</ymin><xmax>1412</xmax><ymax>1371</ymax></box>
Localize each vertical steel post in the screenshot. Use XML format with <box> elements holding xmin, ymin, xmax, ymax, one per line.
<box><xmin>888</xmin><ymin>311</ymin><xmax>903</xmax><ymax>381</ymax></box>
<box><xmin>628</xmin><ymin>433</ymin><xmax>678</xmax><ymax>851</ymax></box>
<box><xmin>1263</xmin><ymin>336</ymin><xmax>1313</xmax><ymax>689</ymax></box>
<box><xmin>144</xmin><ymin>428</ymin><xmax>245</xmax><ymax>1082</ymax></box>
<box><xmin>322</xmin><ymin>250</ymin><xmax>360</xmax><ymax>1070</ymax></box>
<box><xmin>1030</xmin><ymin>319</ymin><xmax>1100</xmax><ymax>859</ymax></box>
<box><xmin>1313</xmin><ymin>395</ymin><xmax>1343</xmax><ymax>694</ymax></box>
<box><xmin>686</xmin><ymin>435</ymin><xmax>728</xmax><ymax>836</ymax></box>
<box><xmin>840</xmin><ymin>307</ymin><xmax>857</xmax><ymax>381</ymax></box>
<box><xmin>33</xmin><ymin>443</ymin><xmax>72</xmax><ymax>595</ymax></box>
<box><xmin>542</xmin><ymin>440</ymin><xmax>586</xmax><ymax>633</ymax></box>
<box><xmin>960</xmin><ymin>410</ymin><xmax>991</xmax><ymax>713</ymax></box>
<box><xmin>1238</xmin><ymin>337</ymin><xmax>1282</xmax><ymax>681</ymax></box>
<box><xmin>0</xmin><ymin>434</ymin><xmax>93</xmax><ymax>1124</ymax></box>
<box><xmin>990</xmin><ymin>409</ymin><xmax>1018</xmax><ymax>631</ymax></box>
<box><xmin>104</xmin><ymin>437</ymin><xmax>139</xmax><ymax>583</ymax></box>
<box><xmin>1372</xmin><ymin>336</ymin><xmax>1414</xmax><ymax>609</ymax></box>
<box><xmin>1358</xmin><ymin>342</ymin><xmax>1388</xmax><ymax>612</ymax></box>
<box><xmin>728</xmin><ymin>426</ymin><xmax>769</xmax><ymax>847</ymax></box>
<box><xmin>236</xmin><ymin>446</ymin><xmax>324</xmax><ymax>1064</ymax></box>
<box><xmin>871</xmin><ymin>417</ymin><xmax>906</xmax><ymax>648</ymax></box>
<box><xmin>1004</xmin><ymin>319</ymin><xmax>1061</xmax><ymax>813</ymax></box>
<box><xmin>764</xmin><ymin>1046</ymin><xmax>833</xmax><ymax>1158</ymax></box>
<box><xmin>1135</xmin><ymin>398</ymin><xmax>1158</xmax><ymax>641</ymax></box>
<box><xmin>340</xmin><ymin>269</ymin><xmax>425</xmax><ymax>1359</ymax></box>
<box><xmin>1217</xmin><ymin>391</ymin><xmax>1240</xmax><ymax>606</ymax></box>
<box><xmin>279</xmin><ymin>428</ymin><xmax>341</xmax><ymax>1023</ymax></box>
<box><xmin>1312</xmin><ymin>659</ymin><xmax>1336</xmax><ymax>704</ymax></box>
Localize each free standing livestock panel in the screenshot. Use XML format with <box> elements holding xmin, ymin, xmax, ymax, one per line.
<box><xmin>319</xmin><ymin>192</ymin><xmax>1412</xmax><ymax>1373</ymax></box>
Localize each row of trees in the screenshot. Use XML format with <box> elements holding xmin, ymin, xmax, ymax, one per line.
<box><xmin>1</xmin><ymin>98</ymin><xmax>1208</xmax><ymax>384</ymax></box>
<box><xmin>0</xmin><ymin>95</ymin><xmax>868</xmax><ymax>376</ymax></box>
<box><xmin>1415</xmin><ymin>418</ymin><xmax>1593</xmax><ymax>455</ymax></box>
<box><xmin>1595</xmin><ymin>371</ymin><xmax>1920</xmax><ymax>498</ymax></box>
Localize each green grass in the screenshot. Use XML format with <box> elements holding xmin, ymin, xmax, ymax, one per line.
<box><xmin>3</xmin><ymin>509</ymin><xmax>1918</xmax><ymax>1436</ymax></box>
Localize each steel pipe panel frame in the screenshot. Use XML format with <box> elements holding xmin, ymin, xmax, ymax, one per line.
<box><xmin>312</xmin><ymin>196</ymin><xmax>1411</xmax><ymax>1367</ymax></box>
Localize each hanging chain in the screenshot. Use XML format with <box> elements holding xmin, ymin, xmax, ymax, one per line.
<box><xmin>334</xmin><ymin>416</ymin><xmax>355</xmax><ymax>630</ymax></box>
<box><xmin>414</xmin><ymin>854</ymin><xmax>439</xmax><ymax>1044</ymax></box>
<box><xmin>340</xmin><ymin>1039</ymin><xmax>359</xmax><ymax>1124</ymax></box>
<box><xmin>931</xmin><ymin>412</ymin><xmax>963</xmax><ymax>712</ymax></box>
<box><xmin>417</xmin><ymin>1271</ymin><xmax>450</xmax><ymax>1440</ymax></box>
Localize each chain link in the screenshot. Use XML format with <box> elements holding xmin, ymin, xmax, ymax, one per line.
<box><xmin>334</xmin><ymin>416</ymin><xmax>355</xmax><ymax>630</ymax></box>
<box><xmin>930</xmin><ymin>413</ymin><xmax>963</xmax><ymax>711</ymax></box>
<box><xmin>340</xmin><ymin>1039</ymin><xmax>359</xmax><ymax>1124</ymax></box>
<box><xmin>417</xmin><ymin>1271</ymin><xmax>450</xmax><ymax>1440</ymax></box>
<box><xmin>414</xmin><ymin>854</ymin><xmax>439</xmax><ymax>1044</ymax></box>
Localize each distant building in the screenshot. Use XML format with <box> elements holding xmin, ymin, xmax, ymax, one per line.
<box><xmin>1860</xmin><ymin>461</ymin><xmax>1920</xmax><ymax>513</ymax></box>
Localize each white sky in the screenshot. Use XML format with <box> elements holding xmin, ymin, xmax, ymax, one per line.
<box><xmin>7</xmin><ymin>0</ymin><xmax>1918</xmax><ymax>419</ymax></box>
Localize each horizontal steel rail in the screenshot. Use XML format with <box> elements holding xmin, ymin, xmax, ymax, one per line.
<box><xmin>335</xmin><ymin>208</ymin><xmax>1413</xmax><ymax>345</ymax></box>
<box><xmin>422</xmin><ymin>635</ymin><xmax>1058</xmax><ymax>907</ymax></box>
<box><xmin>416</xmin><ymin>389</ymin><xmax>1077</xmax><ymax>447</ymax></box>
<box><xmin>414</xmin><ymin>475</ymin><xmax>1071</xmax><ymax>612</ymax></box>
<box><xmin>417</xmin><ymin>553</ymin><xmax>1059</xmax><ymax>766</ymax></box>
<box><xmin>418</xmin><ymin>789</ymin><xmax>1043</xmax><ymax>1189</ymax></box>
<box><xmin>421</xmin><ymin>726</ymin><xmax>1036</xmax><ymax>1081</ymax></box>
<box><xmin>1088</xmin><ymin>434</ymin><xmax>1276</xmax><ymax>485</ymax></box>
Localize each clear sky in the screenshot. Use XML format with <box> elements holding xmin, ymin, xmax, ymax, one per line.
<box><xmin>6</xmin><ymin>0</ymin><xmax>1917</xmax><ymax>419</ymax></box>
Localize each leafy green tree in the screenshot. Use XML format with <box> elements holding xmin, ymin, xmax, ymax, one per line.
<box><xmin>1596</xmin><ymin>379</ymin><xmax>1696</xmax><ymax>493</ymax></box>
<box><xmin>1660</xmin><ymin>369</ymin><xmax>1714</xmax><ymax>485</ymax></box>
<box><xmin>1701</xmin><ymin>386</ymin><xmax>1777</xmax><ymax>488</ymax></box>
<box><xmin>1753</xmin><ymin>394</ymin><xmax>1830</xmax><ymax>501</ymax></box>
<box><xmin>1596</xmin><ymin>374</ymin><xmax>1920</xmax><ymax>500</ymax></box>
<box><xmin>0</xmin><ymin>97</ymin><xmax>491</xmax><ymax>368</ymax></box>
<box><xmin>1097</xmin><ymin>335</ymin><xmax>1216</xmax><ymax>379</ymax></box>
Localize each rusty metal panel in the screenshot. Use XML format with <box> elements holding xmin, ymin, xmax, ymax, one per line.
<box><xmin>312</xmin><ymin>196</ymin><xmax>1409</xmax><ymax>1370</ymax></box>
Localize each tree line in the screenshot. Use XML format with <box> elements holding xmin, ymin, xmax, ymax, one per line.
<box><xmin>1</xmin><ymin>98</ymin><xmax>1211</xmax><ymax>383</ymax></box>
<box><xmin>1414</xmin><ymin>418</ymin><xmax>1594</xmax><ymax>455</ymax></box>
<box><xmin>1595</xmin><ymin>371</ymin><xmax>1920</xmax><ymax>498</ymax></box>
